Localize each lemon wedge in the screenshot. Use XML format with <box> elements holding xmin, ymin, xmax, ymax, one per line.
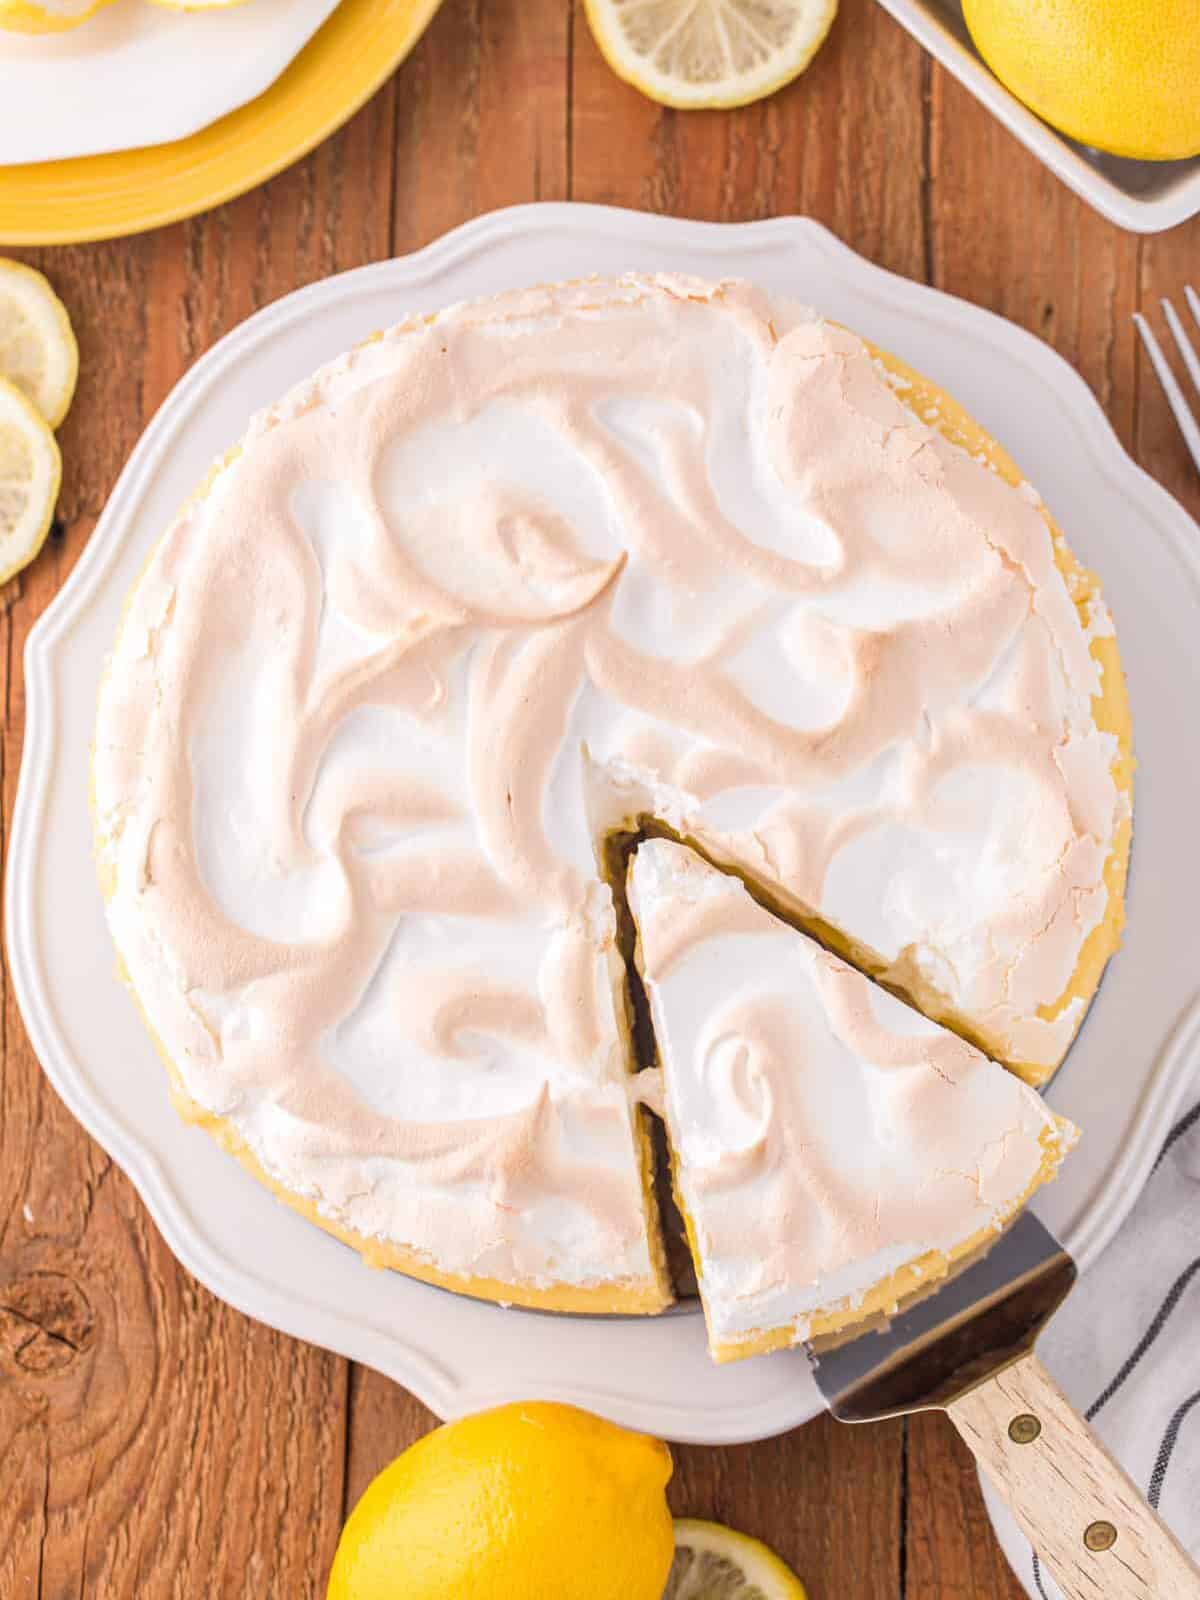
<box><xmin>0</xmin><ymin>260</ymin><xmax>79</xmax><ymax>430</ymax></box>
<box><xmin>0</xmin><ymin>377</ymin><xmax>61</xmax><ymax>588</ymax></box>
<box><xmin>664</xmin><ymin>1518</ymin><xmax>808</xmax><ymax>1599</ymax></box>
<box><xmin>0</xmin><ymin>0</ymin><xmax>113</xmax><ymax>33</ymax></box>
<box><xmin>583</xmin><ymin>0</ymin><xmax>836</xmax><ymax>109</ymax></box>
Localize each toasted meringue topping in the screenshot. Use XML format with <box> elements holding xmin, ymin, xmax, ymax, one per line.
<box><xmin>93</xmin><ymin>274</ymin><xmax>1123</xmax><ymax>1299</ymax></box>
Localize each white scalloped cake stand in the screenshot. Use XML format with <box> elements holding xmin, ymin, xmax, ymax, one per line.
<box><xmin>8</xmin><ymin>206</ymin><xmax>1200</xmax><ymax>1444</ymax></box>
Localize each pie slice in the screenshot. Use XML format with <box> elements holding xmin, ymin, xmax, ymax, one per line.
<box><xmin>627</xmin><ymin>838</ymin><xmax>1076</xmax><ymax>1363</ymax></box>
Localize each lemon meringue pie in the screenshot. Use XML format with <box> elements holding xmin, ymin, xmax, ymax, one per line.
<box><xmin>628</xmin><ymin>838</ymin><xmax>1076</xmax><ymax>1361</ymax></box>
<box><xmin>92</xmin><ymin>274</ymin><xmax>1130</xmax><ymax>1321</ymax></box>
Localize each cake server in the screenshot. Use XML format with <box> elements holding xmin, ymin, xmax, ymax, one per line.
<box><xmin>810</xmin><ymin>1210</ymin><xmax>1200</xmax><ymax>1599</ymax></box>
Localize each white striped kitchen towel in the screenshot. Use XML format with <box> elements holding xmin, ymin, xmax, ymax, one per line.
<box><xmin>982</xmin><ymin>1091</ymin><xmax>1200</xmax><ymax>1598</ymax></box>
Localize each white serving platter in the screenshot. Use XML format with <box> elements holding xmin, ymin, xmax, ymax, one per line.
<box><xmin>8</xmin><ymin>204</ymin><xmax>1200</xmax><ymax>1444</ymax></box>
<box><xmin>0</xmin><ymin>0</ymin><xmax>340</xmax><ymax>167</ymax></box>
<box><xmin>877</xmin><ymin>0</ymin><xmax>1200</xmax><ymax>234</ymax></box>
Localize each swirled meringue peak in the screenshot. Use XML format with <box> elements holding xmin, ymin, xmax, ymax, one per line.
<box><xmin>628</xmin><ymin>840</ymin><xmax>1075</xmax><ymax>1361</ymax></box>
<box><xmin>93</xmin><ymin>273</ymin><xmax>1126</xmax><ymax>1319</ymax></box>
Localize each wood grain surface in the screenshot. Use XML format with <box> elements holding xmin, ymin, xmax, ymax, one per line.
<box><xmin>2</xmin><ymin>0</ymin><xmax>1198</xmax><ymax>1594</ymax></box>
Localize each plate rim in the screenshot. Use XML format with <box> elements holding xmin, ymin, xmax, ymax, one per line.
<box><xmin>0</xmin><ymin>0</ymin><xmax>443</xmax><ymax>247</ymax></box>
<box><xmin>8</xmin><ymin>203</ymin><xmax>1200</xmax><ymax>1442</ymax></box>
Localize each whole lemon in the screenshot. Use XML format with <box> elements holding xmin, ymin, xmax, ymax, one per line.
<box><xmin>327</xmin><ymin>1401</ymin><xmax>674</xmax><ymax>1600</ymax></box>
<box><xmin>963</xmin><ymin>0</ymin><xmax>1200</xmax><ymax>161</ymax></box>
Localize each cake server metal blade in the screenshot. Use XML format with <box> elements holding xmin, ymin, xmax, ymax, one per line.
<box><xmin>808</xmin><ymin>1210</ymin><xmax>1200</xmax><ymax>1599</ymax></box>
<box><xmin>810</xmin><ymin>1210</ymin><xmax>1074</xmax><ymax>1421</ymax></box>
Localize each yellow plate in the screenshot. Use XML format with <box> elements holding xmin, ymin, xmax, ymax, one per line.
<box><xmin>0</xmin><ymin>0</ymin><xmax>443</xmax><ymax>246</ymax></box>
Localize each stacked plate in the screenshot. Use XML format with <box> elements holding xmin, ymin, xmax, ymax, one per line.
<box><xmin>0</xmin><ymin>0</ymin><xmax>343</xmax><ymax>166</ymax></box>
<box><xmin>0</xmin><ymin>0</ymin><xmax>443</xmax><ymax>244</ymax></box>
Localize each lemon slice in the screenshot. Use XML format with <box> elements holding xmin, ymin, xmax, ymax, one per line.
<box><xmin>664</xmin><ymin>1519</ymin><xmax>808</xmax><ymax>1599</ymax></box>
<box><xmin>0</xmin><ymin>377</ymin><xmax>62</xmax><ymax>588</ymax></box>
<box><xmin>0</xmin><ymin>0</ymin><xmax>113</xmax><ymax>33</ymax></box>
<box><xmin>583</xmin><ymin>0</ymin><xmax>837</xmax><ymax>109</ymax></box>
<box><xmin>0</xmin><ymin>261</ymin><xmax>78</xmax><ymax>429</ymax></box>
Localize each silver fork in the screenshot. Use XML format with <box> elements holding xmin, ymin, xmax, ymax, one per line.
<box><xmin>1133</xmin><ymin>285</ymin><xmax>1200</xmax><ymax>475</ymax></box>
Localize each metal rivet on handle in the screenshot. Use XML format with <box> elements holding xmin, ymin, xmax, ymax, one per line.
<box><xmin>1084</xmin><ymin>1521</ymin><xmax>1118</xmax><ymax>1552</ymax></box>
<box><xmin>1008</xmin><ymin>1413</ymin><xmax>1041</xmax><ymax>1445</ymax></box>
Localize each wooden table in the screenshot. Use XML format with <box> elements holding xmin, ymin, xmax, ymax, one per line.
<box><xmin>1</xmin><ymin>0</ymin><xmax>1197</xmax><ymax>1592</ymax></box>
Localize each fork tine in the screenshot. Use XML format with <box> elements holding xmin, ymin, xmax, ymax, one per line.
<box><xmin>1134</xmin><ymin>311</ymin><xmax>1200</xmax><ymax>476</ymax></box>
<box><xmin>1187</xmin><ymin>285</ymin><xmax>1200</xmax><ymax>331</ymax></box>
<box><xmin>1162</xmin><ymin>298</ymin><xmax>1200</xmax><ymax>400</ymax></box>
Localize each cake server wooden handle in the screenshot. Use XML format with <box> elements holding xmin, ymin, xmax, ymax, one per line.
<box><xmin>947</xmin><ymin>1351</ymin><xmax>1200</xmax><ymax>1599</ymax></box>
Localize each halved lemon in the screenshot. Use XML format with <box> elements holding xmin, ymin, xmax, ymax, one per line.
<box><xmin>0</xmin><ymin>377</ymin><xmax>62</xmax><ymax>588</ymax></box>
<box><xmin>0</xmin><ymin>260</ymin><xmax>79</xmax><ymax>430</ymax></box>
<box><xmin>583</xmin><ymin>0</ymin><xmax>837</xmax><ymax>110</ymax></box>
<box><xmin>0</xmin><ymin>0</ymin><xmax>113</xmax><ymax>33</ymax></box>
<box><xmin>664</xmin><ymin>1518</ymin><xmax>808</xmax><ymax>1599</ymax></box>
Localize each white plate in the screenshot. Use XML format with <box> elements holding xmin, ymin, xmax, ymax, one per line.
<box><xmin>877</xmin><ymin>0</ymin><xmax>1200</xmax><ymax>235</ymax></box>
<box><xmin>0</xmin><ymin>0</ymin><xmax>341</xmax><ymax>167</ymax></box>
<box><xmin>8</xmin><ymin>205</ymin><xmax>1200</xmax><ymax>1444</ymax></box>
